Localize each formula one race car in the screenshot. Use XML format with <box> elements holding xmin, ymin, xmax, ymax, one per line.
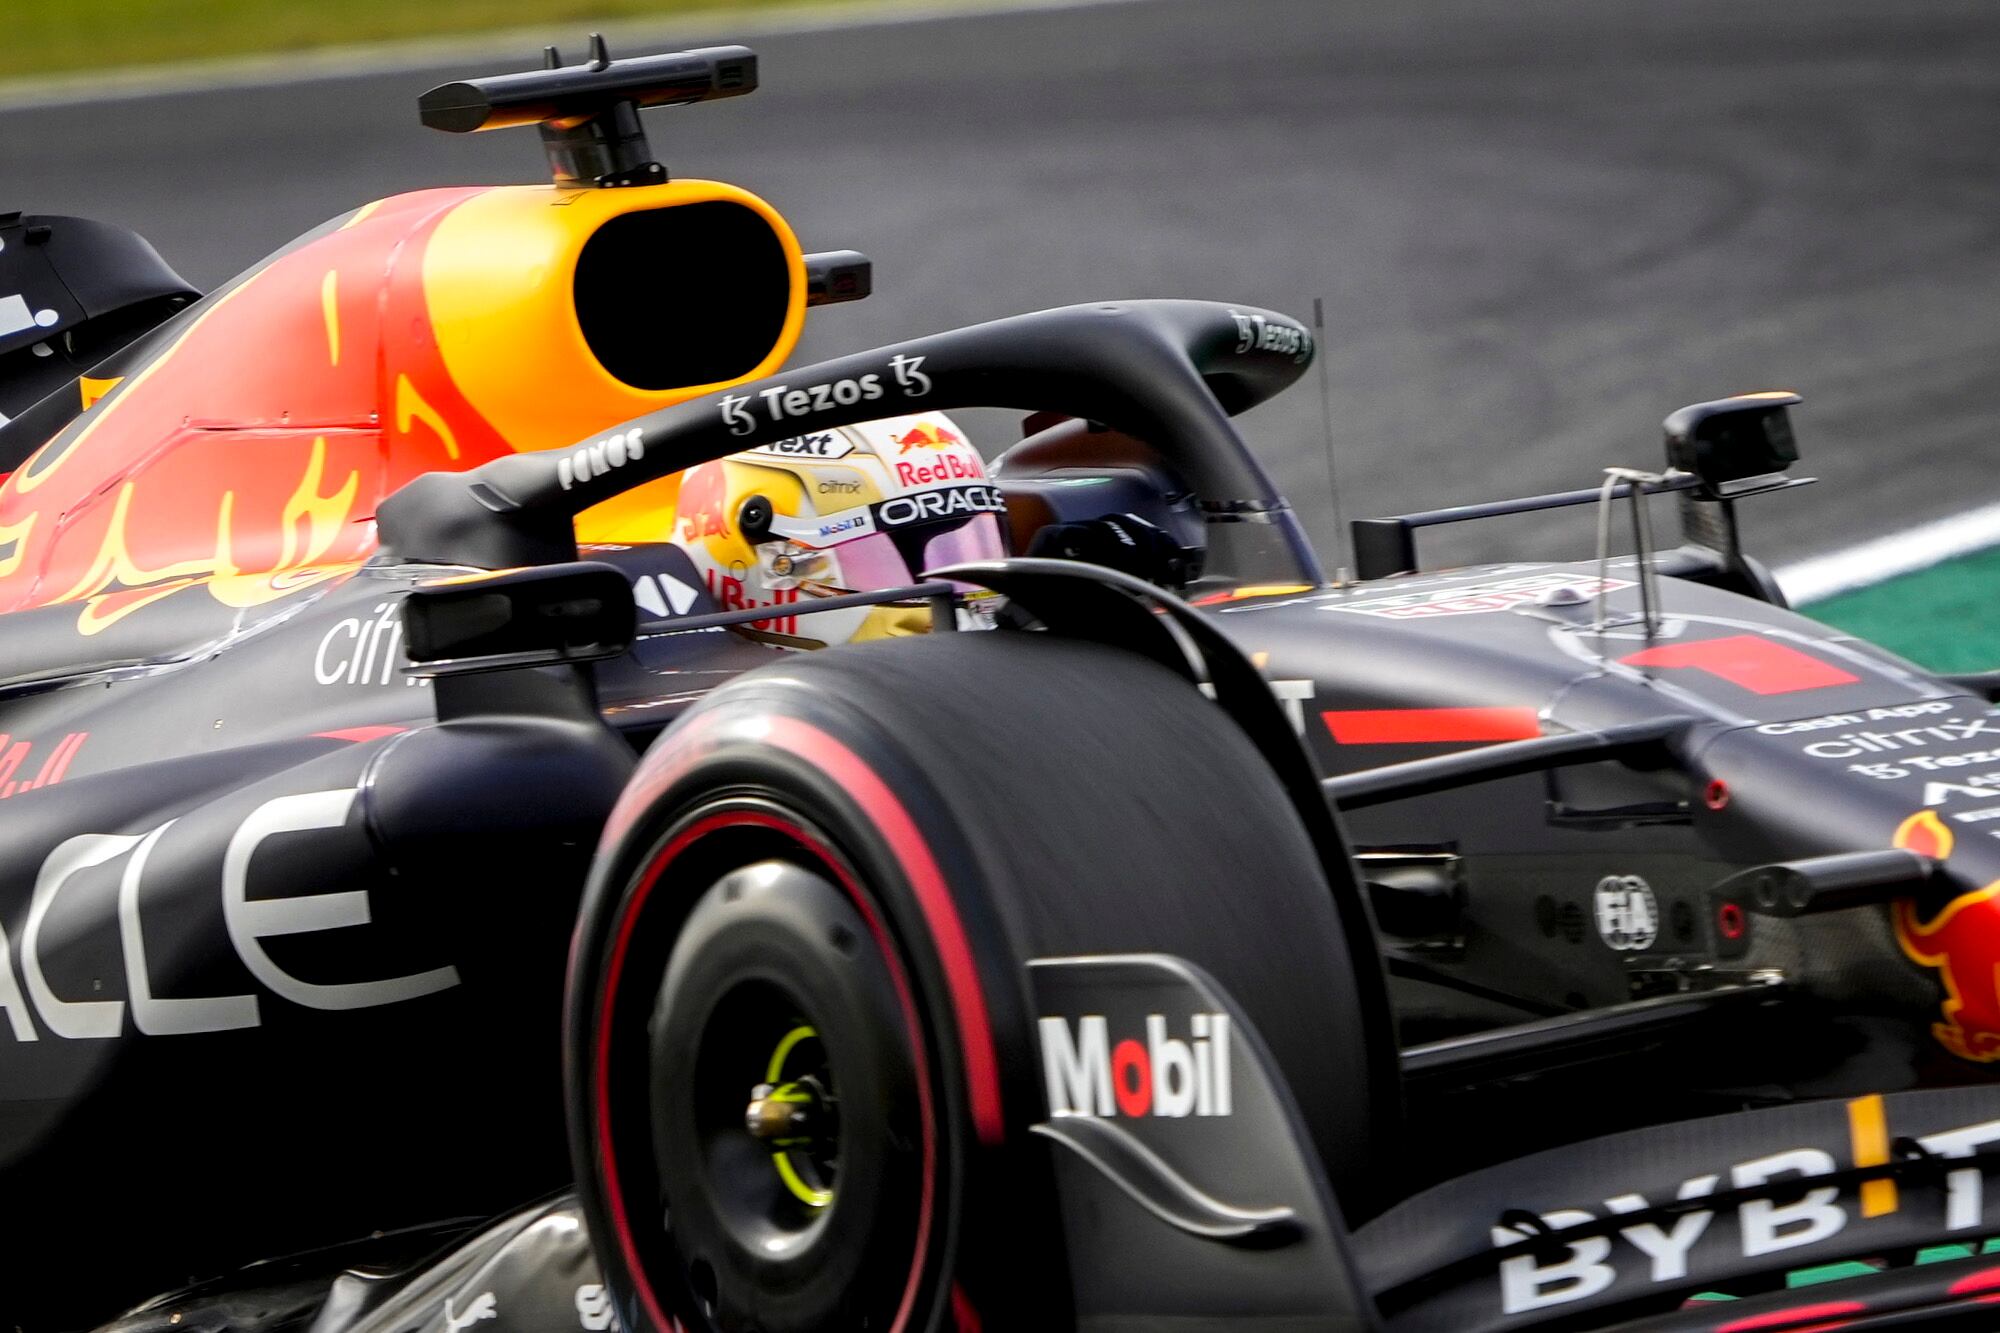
<box><xmin>5</xmin><ymin>41</ymin><xmax>2000</xmax><ymax>1333</ymax></box>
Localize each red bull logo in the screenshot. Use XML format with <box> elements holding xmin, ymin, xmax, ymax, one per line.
<box><xmin>705</xmin><ymin>570</ymin><xmax>801</xmax><ymax>636</ymax></box>
<box><xmin>894</xmin><ymin>422</ymin><xmax>961</xmax><ymax>453</ymax></box>
<box><xmin>676</xmin><ymin>462</ymin><xmax>732</xmax><ymax>543</ymax></box>
<box><xmin>1892</xmin><ymin>810</ymin><xmax>2000</xmax><ymax>1062</ymax></box>
<box><xmin>893</xmin><ymin>453</ymin><xmax>985</xmax><ymax>487</ymax></box>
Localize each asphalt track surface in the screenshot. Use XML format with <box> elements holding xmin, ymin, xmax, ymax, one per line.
<box><xmin>4</xmin><ymin>0</ymin><xmax>1998</xmax><ymax>570</ymax></box>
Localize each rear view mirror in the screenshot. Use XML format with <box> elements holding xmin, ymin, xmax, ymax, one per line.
<box><xmin>1662</xmin><ymin>391</ymin><xmax>1801</xmax><ymax>495</ymax></box>
<box><xmin>404</xmin><ymin>561</ymin><xmax>635</xmax><ymax>673</ymax></box>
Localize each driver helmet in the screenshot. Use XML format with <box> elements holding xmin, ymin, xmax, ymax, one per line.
<box><xmin>669</xmin><ymin>412</ymin><xmax>1007</xmax><ymax>646</ymax></box>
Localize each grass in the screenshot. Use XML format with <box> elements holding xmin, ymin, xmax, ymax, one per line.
<box><xmin>1804</xmin><ymin>546</ymin><xmax>2000</xmax><ymax>673</ymax></box>
<box><xmin>2</xmin><ymin>0</ymin><xmax>865</xmax><ymax>81</ymax></box>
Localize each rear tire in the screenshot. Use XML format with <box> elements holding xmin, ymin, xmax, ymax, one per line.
<box><xmin>566</xmin><ymin>631</ymin><xmax>1390</xmax><ymax>1332</ymax></box>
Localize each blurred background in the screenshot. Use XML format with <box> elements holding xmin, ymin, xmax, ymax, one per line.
<box><xmin>4</xmin><ymin>0</ymin><xmax>1996</xmax><ymax>658</ymax></box>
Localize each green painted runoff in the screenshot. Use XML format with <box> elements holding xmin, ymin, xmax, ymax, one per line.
<box><xmin>1806</xmin><ymin>546</ymin><xmax>2000</xmax><ymax>674</ymax></box>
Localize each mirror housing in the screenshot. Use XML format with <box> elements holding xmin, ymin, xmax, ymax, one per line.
<box><xmin>402</xmin><ymin>561</ymin><xmax>635</xmax><ymax>722</ymax></box>
<box><xmin>1662</xmin><ymin>391</ymin><xmax>1801</xmax><ymax>496</ymax></box>
<box><xmin>1659</xmin><ymin>391</ymin><xmax>1814</xmax><ymax>607</ymax></box>
<box><xmin>404</xmin><ymin>561</ymin><xmax>634</xmax><ymax>674</ymax></box>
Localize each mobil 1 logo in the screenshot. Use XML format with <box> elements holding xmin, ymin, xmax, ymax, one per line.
<box><xmin>1040</xmin><ymin>1010</ymin><xmax>1233</xmax><ymax>1119</ymax></box>
<box><xmin>1026</xmin><ymin>955</ymin><xmax>1354</xmax><ymax>1315</ymax></box>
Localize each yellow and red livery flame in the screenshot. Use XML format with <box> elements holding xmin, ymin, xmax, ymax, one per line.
<box><xmin>1892</xmin><ymin>810</ymin><xmax>2000</xmax><ymax>1062</ymax></box>
<box><xmin>0</xmin><ymin>181</ymin><xmax>805</xmax><ymax>633</ymax></box>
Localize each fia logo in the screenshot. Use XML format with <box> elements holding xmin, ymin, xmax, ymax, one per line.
<box><xmin>1593</xmin><ymin>875</ymin><xmax>1658</xmax><ymax>951</ymax></box>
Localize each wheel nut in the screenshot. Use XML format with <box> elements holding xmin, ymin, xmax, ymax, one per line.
<box><xmin>745</xmin><ymin>1082</ymin><xmax>814</xmax><ymax>1141</ymax></box>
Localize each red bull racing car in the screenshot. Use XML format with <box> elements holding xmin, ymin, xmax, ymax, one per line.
<box><xmin>4</xmin><ymin>40</ymin><xmax>2000</xmax><ymax>1333</ymax></box>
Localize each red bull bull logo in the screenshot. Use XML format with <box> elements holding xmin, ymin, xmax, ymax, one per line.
<box><xmin>894</xmin><ymin>422</ymin><xmax>961</xmax><ymax>453</ymax></box>
<box><xmin>676</xmin><ymin>462</ymin><xmax>733</xmax><ymax>543</ymax></box>
<box><xmin>1892</xmin><ymin>810</ymin><xmax>2000</xmax><ymax>1062</ymax></box>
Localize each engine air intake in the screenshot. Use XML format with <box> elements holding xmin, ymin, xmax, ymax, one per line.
<box><xmin>573</xmin><ymin>202</ymin><xmax>791</xmax><ymax>390</ymax></box>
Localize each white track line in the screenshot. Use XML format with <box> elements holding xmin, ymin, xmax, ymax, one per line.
<box><xmin>1776</xmin><ymin>500</ymin><xmax>2000</xmax><ymax>605</ymax></box>
<box><xmin>0</xmin><ymin>0</ymin><xmax>1158</xmax><ymax>112</ymax></box>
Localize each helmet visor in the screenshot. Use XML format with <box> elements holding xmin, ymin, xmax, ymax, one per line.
<box><xmin>820</xmin><ymin>513</ymin><xmax>1006</xmax><ymax>592</ymax></box>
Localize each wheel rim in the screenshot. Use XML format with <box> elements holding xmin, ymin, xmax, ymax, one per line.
<box><xmin>676</xmin><ymin>981</ymin><xmax>842</xmax><ymax>1265</ymax></box>
<box><xmin>590</xmin><ymin>807</ymin><xmax>940</xmax><ymax>1333</ymax></box>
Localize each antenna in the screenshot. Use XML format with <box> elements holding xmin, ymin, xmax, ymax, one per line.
<box><xmin>1312</xmin><ymin>297</ymin><xmax>1350</xmax><ymax>585</ymax></box>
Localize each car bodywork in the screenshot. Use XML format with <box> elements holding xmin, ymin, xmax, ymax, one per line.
<box><xmin>3</xmin><ymin>39</ymin><xmax>1999</xmax><ymax>1333</ymax></box>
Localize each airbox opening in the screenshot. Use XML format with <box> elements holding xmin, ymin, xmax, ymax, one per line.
<box><xmin>574</xmin><ymin>202</ymin><xmax>790</xmax><ymax>391</ymax></box>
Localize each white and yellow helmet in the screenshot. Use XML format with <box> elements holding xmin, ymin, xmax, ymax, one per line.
<box><xmin>668</xmin><ymin>412</ymin><xmax>1007</xmax><ymax>646</ymax></box>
